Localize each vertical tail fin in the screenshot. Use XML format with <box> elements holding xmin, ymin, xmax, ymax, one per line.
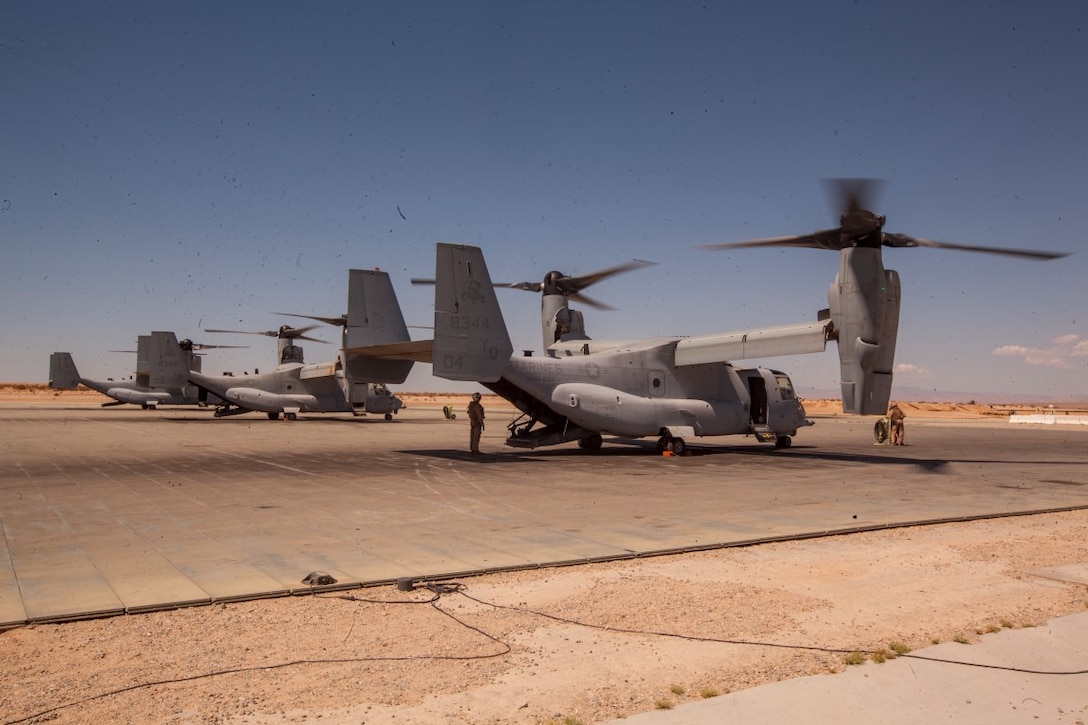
<box><xmin>433</xmin><ymin>243</ymin><xmax>513</xmax><ymax>382</ymax></box>
<box><xmin>135</xmin><ymin>335</ymin><xmax>153</xmax><ymax>386</ymax></box>
<box><xmin>341</xmin><ymin>268</ymin><xmax>415</xmax><ymax>385</ymax></box>
<box><xmin>147</xmin><ymin>331</ymin><xmax>191</xmax><ymax>388</ymax></box>
<box><xmin>48</xmin><ymin>352</ymin><xmax>81</xmax><ymax>389</ymax></box>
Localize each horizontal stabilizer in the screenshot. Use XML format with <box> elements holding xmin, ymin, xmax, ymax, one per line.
<box><xmin>343</xmin><ymin>339</ymin><xmax>434</xmax><ymax>363</ymax></box>
<box><xmin>433</xmin><ymin>243</ymin><xmax>513</xmax><ymax>382</ymax></box>
<box><xmin>675</xmin><ymin>320</ymin><xmax>832</xmax><ymax>366</ymax></box>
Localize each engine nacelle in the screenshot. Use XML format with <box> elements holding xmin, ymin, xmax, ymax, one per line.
<box><xmin>828</xmin><ymin>247</ymin><xmax>901</xmax><ymax>415</ymax></box>
<box><xmin>225</xmin><ymin>387</ymin><xmax>318</xmax><ymax>413</ymax></box>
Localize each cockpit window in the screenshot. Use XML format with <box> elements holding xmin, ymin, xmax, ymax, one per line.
<box><xmin>775</xmin><ymin>374</ymin><xmax>795</xmax><ymax>400</ymax></box>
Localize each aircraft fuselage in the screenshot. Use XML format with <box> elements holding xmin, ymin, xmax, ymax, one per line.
<box><xmin>502</xmin><ymin>340</ymin><xmax>809</xmax><ymax>439</ymax></box>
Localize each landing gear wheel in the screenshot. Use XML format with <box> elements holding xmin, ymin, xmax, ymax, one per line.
<box><xmin>656</xmin><ymin>436</ymin><xmax>669</xmax><ymax>453</ymax></box>
<box><xmin>384</xmin><ymin>412</ymin><xmax>393</xmax><ymax>421</ymax></box>
<box><xmin>285</xmin><ymin>412</ymin><xmax>298</xmax><ymax>421</ymax></box>
<box><xmin>670</xmin><ymin>438</ymin><xmax>686</xmax><ymax>455</ymax></box>
<box><xmin>775</xmin><ymin>435</ymin><xmax>792</xmax><ymax>449</ymax></box>
<box><xmin>267</xmin><ymin>412</ymin><xmax>280</xmax><ymax>420</ymax></box>
<box><xmin>578</xmin><ymin>433</ymin><xmax>603</xmax><ymax>451</ymax></box>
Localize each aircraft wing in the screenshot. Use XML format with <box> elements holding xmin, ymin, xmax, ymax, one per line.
<box><xmin>674</xmin><ymin>320</ymin><xmax>833</xmax><ymax>367</ymax></box>
<box><xmin>343</xmin><ymin>339</ymin><xmax>434</xmax><ymax>363</ymax></box>
<box><xmin>298</xmin><ymin>361</ymin><xmax>339</xmax><ymax>379</ymax></box>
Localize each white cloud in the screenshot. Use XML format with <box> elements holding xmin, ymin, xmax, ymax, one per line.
<box><xmin>991</xmin><ymin>334</ymin><xmax>1086</xmax><ymax>369</ymax></box>
<box><xmin>894</xmin><ymin>363</ymin><xmax>931</xmax><ymax>376</ymax></box>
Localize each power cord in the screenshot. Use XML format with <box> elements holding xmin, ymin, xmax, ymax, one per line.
<box><xmin>455</xmin><ymin>588</ymin><xmax>1088</xmax><ymax>676</ymax></box>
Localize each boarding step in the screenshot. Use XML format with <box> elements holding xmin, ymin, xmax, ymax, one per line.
<box><xmin>751</xmin><ymin>425</ymin><xmax>777</xmax><ymax>443</ymax></box>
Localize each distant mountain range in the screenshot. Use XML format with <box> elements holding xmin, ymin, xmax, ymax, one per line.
<box><xmin>797</xmin><ymin>385</ymin><xmax>1088</xmax><ymax>406</ymax></box>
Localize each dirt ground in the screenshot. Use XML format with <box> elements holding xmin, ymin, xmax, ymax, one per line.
<box><xmin>2</xmin><ymin>387</ymin><xmax>1087</xmax><ymax>725</ymax></box>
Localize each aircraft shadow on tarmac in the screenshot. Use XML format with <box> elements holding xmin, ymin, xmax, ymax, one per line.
<box><xmin>160</xmin><ymin>414</ymin><xmax>395</xmax><ymax>424</ymax></box>
<box><xmin>407</xmin><ymin>440</ymin><xmax>1088</xmax><ymax>474</ymax></box>
<box><xmin>407</xmin><ymin>441</ymin><xmax>957</xmax><ymax>471</ymax></box>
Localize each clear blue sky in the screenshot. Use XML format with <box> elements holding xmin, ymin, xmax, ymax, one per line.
<box><xmin>3</xmin><ymin>1</ymin><xmax>1085</xmax><ymax>400</ymax></box>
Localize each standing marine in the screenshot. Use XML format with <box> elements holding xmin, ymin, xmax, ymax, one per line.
<box><xmin>888</xmin><ymin>402</ymin><xmax>906</xmax><ymax>446</ymax></box>
<box><xmin>467</xmin><ymin>392</ymin><xmax>485</xmax><ymax>454</ymax></box>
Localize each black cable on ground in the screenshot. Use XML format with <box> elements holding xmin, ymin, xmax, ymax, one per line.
<box><xmin>454</xmin><ymin>589</ymin><xmax>1088</xmax><ymax>676</ymax></box>
<box><xmin>2</xmin><ymin>582</ymin><xmax>503</xmax><ymax>725</ymax></box>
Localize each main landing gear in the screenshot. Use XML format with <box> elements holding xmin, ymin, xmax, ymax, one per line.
<box><xmin>656</xmin><ymin>433</ymin><xmax>686</xmax><ymax>455</ymax></box>
<box><xmin>577</xmin><ymin>433</ymin><xmax>603</xmax><ymax>451</ymax></box>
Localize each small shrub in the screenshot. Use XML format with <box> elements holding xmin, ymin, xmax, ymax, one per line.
<box><xmin>699</xmin><ymin>687</ymin><xmax>721</xmax><ymax>699</ymax></box>
<box><xmin>669</xmin><ymin>684</ymin><xmax>685</xmax><ymax>696</ymax></box>
<box><xmin>889</xmin><ymin>642</ymin><xmax>911</xmax><ymax>655</ymax></box>
<box><xmin>953</xmin><ymin>634</ymin><xmax>970</xmax><ymax>644</ymax></box>
<box><xmin>999</xmin><ymin>619</ymin><xmax>1014</xmax><ymax>629</ymax></box>
<box><xmin>843</xmin><ymin>651</ymin><xmax>867</xmax><ymax>666</ymax></box>
<box><xmin>654</xmin><ymin>700</ymin><xmax>674</xmax><ymax>710</ymax></box>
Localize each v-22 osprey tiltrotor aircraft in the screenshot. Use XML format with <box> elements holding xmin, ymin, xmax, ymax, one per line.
<box><xmin>400</xmin><ymin>182</ymin><xmax>1065</xmax><ymax>453</ymax></box>
<box><xmin>48</xmin><ymin>334</ymin><xmax>235</xmax><ymax>408</ymax></box>
<box><xmin>424</xmin><ymin>243</ymin><xmax>819</xmax><ymax>453</ymax></box>
<box><xmin>187</xmin><ymin>269</ymin><xmax>413</xmax><ymax>420</ymax></box>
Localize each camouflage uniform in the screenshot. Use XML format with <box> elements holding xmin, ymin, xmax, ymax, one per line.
<box><xmin>889</xmin><ymin>404</ymin><xmax>906</xmax><ymax>446</ymax></box>
<box><xmin>467</xmin><ymin>393</ymin><xmax>485</xmax><ymax>453</ymax></box>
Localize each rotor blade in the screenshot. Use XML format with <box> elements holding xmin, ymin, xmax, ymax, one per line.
<box><xmin>272</xmin><ymin>330</ymin><xmax>330</xmax><ymax>343</ymax></box>
<box><xmin>562</xmin><ymin>259</ymin><xmax>656</xmax><ymax>294</ymax></box>
<box><xmin>191</xmin><ymin>344</ymin><xmax>249</xmax><ymax>350</ymax></box>
<box><xmin>883</xmin><ymin>233</ymin><xmax>1069</xmax><ymax>260</ymax></box>
<box><xmin>274</xmin><ymin>312</ymin><xmax>347</xmax><ymax>327</ymax></box>
<box><xmin>698</xmin><ymin>230</ymin><xmax>846</xmax><ymax>252</ymax></box>
<box><xmin>205</xmin><ymin>324</ymin><xmax>328</xmax><ymax>342</ymax></box>
<box><xmin>496</xmin><ymin>281</ymin><xmax>544</xmax><ymax>293</ymax></box>
<box><xmin>415</xmin><ymin>275</ymin><xmax>544</xmax><ymax>294</ymax></box>
<box><xmin>204</xmin><ymin>328</ymin><xmax>279</xmax><ymax>337</ymax></box>
<box><xmin>568</xmin><ymin>291</ymin><xmax>614</xmax><ymax>311</ymax></box>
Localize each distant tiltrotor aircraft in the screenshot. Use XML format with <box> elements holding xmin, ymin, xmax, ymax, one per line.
<box><xmin>189</xmin><ymin>269</ymin><xmax>420</xmax><ymax>421</ymax></box>
<box><xmin>49</xmin><ymin>333</ymin><xmax>229</xmax><ymax>409</ymax></box>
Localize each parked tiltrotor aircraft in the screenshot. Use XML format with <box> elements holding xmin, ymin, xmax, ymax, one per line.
<box><xmin>187</xmin><ymin>269</ymin><xmax>412</xmax><ymax>421</ymax></box>
<box><xmin>408</xmin><ymin>217</ymin><xmax>1062</xmax><ymax>453</ymax></box>
<box><xmin>49</xmin><ymin>334</ymin><xmax>228</xmax><ymax>409</ymax></box>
